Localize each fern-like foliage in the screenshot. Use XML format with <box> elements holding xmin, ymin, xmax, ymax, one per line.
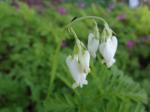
<box><xmin>44</xmin><ymin>53</ymin><xmax>147</xmax><ymax>112</ymax></box>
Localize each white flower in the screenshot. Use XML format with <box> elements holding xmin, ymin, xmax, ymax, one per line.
<box><xmin>76</xmin><ymin>39</ymin><xmax>90</xmax><ymax>74</ymax></box>
<box><xmin>99</xmin><ymin>36</ymin><xmax>118</xmax><ymax>68</ymax></box>
<box><xmin>87</xmin><ymin>33</ymin><xmax>99</xmax><ymax>58</ymax></box>
<box><xmin>78</xmin><ymin>50</ymin><xmax>90</xmax><ymax>73</ymax></box>
<box><xmin>66</xmin><ymin>39</ymin><xmax>91</xmax><ymax>88</ymax></box>
<box><xmin>66</xmin><ymin>55</ymin><xmax>88</xmax><ymax>88</ymax></box>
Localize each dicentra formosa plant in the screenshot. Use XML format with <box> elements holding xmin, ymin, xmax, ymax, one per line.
<box><xmin>65</xmin><ymin>16</ymin><xmax>118</xmax><ymax>88</ymax></box>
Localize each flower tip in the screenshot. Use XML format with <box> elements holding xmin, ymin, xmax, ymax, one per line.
<box><xmin>84</xmin><ymin>80</ymin><xmax>88</xmax><ymax>85</ymax></box>
<box><xmin>79</xmin><ymin>80</ymin><xmax>88</xmax><ymax>88</ymax></box>
<box><xmin>86</xmin><ymin>68</ymin><xmax>91</xmax><ymax>73</ymax></box>
<box><xmin>72</xmin><ymin>79</ymin><xmax>88</xmax><ymax>88</ymax></box>
<box><xmin>72</xmin><ymin>83</ymin><xmax>79</xmax><ymax>89</ymax></box>
<box><xmin>106</xmin><ymin>58</ymin><xmax>116</xmax><ymax>68</ymax></box>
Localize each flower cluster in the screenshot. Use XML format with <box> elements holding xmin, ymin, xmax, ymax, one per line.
<box><xmin>66</xmin><ymin>18</ymin><xmax>118</xmax><ymax>88</ymax></box>
<box><xmin>66</xmin><ymin>39</ymin><xmax>90</xmax><ymax>88</ymax></box>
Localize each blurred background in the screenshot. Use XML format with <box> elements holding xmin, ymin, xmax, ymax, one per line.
<box><xmin>0</xmin><ymin>0</ymin><xmax>150</xmax><ymax>112</ymax></box>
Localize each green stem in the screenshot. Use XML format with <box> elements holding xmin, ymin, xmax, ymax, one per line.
<box><xmin>70</xmin><ymin>27</ymin><xmax>85</xmax><ymax>48</ymax></box>
<box><xmin>93</xmin><ymin>19</ymin><xmax>100</xmax><ymax>39</ymax></box>
<box><xmin>44</xmin><ymin>33</ymin><xmax>63</xmax><ymax>112</ymax></box>
<box><xmin>65</xmin><ymin>16</ymin><xmax>108</xmax><ymax>28</ymax></box>
<box><xmin>69</xmin><ymin>27</ymin><xmax>79</xmax><ymax>41</ymax></box>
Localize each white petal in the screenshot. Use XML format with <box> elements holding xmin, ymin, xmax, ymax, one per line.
<box><xmin>99</xmin><ymin>39</ymin><xmax>113</xmax><ymax>62</ymax></box>
<box><xmin>88</xmin><ymin>33</ymin><xmax>94</xmax><ymax>43</ymax></box>
<box><xmin>88</xmin><ymin>33</ymin><xmax>99</xmax><ymax>58</ymax></box>
<box><xmin>66</xmin><ymin>55</ymin><xmax>88</xmax><ymax>88</ymax></box>
<box><xmin>99</xmin><ymin>37</ymin><xmax>117</xmax><ymax>68</ymax></box>
<box><xmin>106</xmin><ymin>58</ymin><xmax>116</xmax><ymax>68</ymax></box>
<box><xmin>110</xmin><ymin>36</ymin><xmax>118</xmax><ymax>57</ymax></box>
<box><xmin>78</xmin><ymin>50</ymin><xmax>90</xmax><ymax>73</ymax></box>
<box><xmin>72</xmin><ymin>73</ymin><xmax>88</xmax><ymax>88</ymax></box>
<box><xmin>66</xmin><ymin>55</ymin><xmax>81</xmax><ymax>82</ymax></box>
<box><xmin>72</xmin><ymin>83</ymin><xmax>79</xmax><ymax>89</ymax></box>
<box><xmin>72</xmin><ymin>72</ymin><xmax>88</xmax><ymax>88</ymax></box>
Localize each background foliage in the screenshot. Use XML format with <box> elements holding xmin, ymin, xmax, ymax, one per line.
<box><xmin>0</xmin><ymin>1</ymin><xmax>150</xmax><ymax>112</ymax></box>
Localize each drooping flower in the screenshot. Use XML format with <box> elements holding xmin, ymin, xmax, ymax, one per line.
<box><xmin>87</xmin><ymin>33</ymin><xmax>99</xmax><ymax>58</ymax></box>
<box><xmin>78</xmin><ymin>50</ymin><xmax>90</xmax><ymax>73</ymax></box>
<box><xmin>66</xmin><ymin>55</ymin><xmax>88</xmax><ymax>88</ymax></box>
<box><xmin>66</xmin><ymin>39</ymin><xmax>90</xmax><ymax>88</ymax></box>
<box><xmin>76</xmin><ymin>39</ymin><xmax>90</xmax><ymax>74</ymax></box>
<box><xmin>99</xmin><ymin>36</ymin><xmax>118</xmax><ymax>68</ymax></box>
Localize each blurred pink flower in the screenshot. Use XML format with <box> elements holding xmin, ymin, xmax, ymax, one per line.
<box><xmin>57</xmin><ymin>7</ymin><xmax>67</xmax><ymax>15</ymax></box>
<box><xmin>108</xmin><ymin>4</ymin><xmax>115</xmax><ymax>12</ymax></box>
<box><xmin>127</xmin><ymin>40</ymin><xmax>135</xmax><ymax>49</ymax></box>
<box><xmin>140</xmin><ymin>36</ymin><xmax>149</xmax><ymax>42</ymax></box>
<box><xmin>78</xmin><ymin>2</ymin><xmax>85</xmax><ymax>8</ymax></box>
<box><xmin>117</xmin><ymin>14</ymin><xmax>126</xmax><ymax>21</ymax></box>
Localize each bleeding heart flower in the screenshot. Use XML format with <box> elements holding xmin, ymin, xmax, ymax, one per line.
<box><xmin>66</xmin><ymin>39</ymin><xmax>90</xmax><ymax>88</ymax></box>
<box><xmin>78</xmin><ymin>50</ymin><xmax>90</xmax><ymax>73</ymax></box>
<box><xmin>87</xmin><ymin>33</ymin><xmax>99</xmax><ymax>58</ymax></box>
<box><xmin>66</xmin><ymin>55</ymin><xmax>88</xmax><ymax>88</ymax></box>
<box><xmin>99</xmin><ymin>36</ymin><xmax>118</xmax><ymax>68</ymax></box>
